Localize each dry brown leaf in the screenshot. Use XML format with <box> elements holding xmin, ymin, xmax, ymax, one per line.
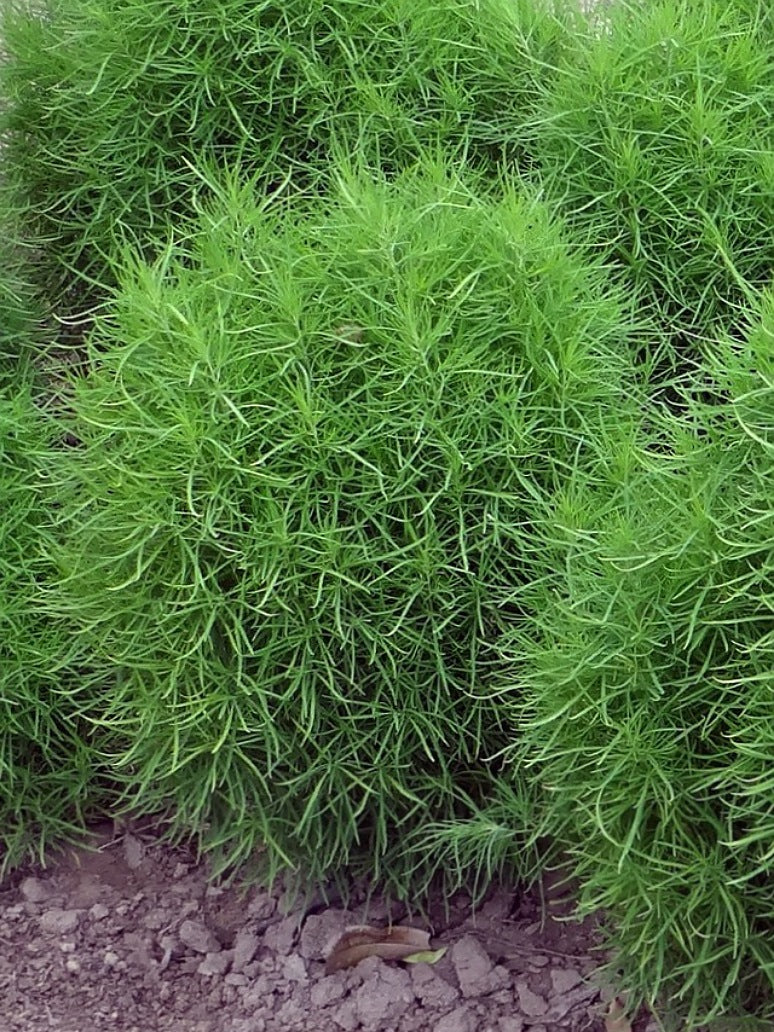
<box><xmin>604</xmin><ymin>997</ymin><xmax>632</xmax><ymax>1032</ymax></box>
<box><xmin>325</xmin><ymin>924</ymin><xmax>431</xmax><ymax>974</ymax></box>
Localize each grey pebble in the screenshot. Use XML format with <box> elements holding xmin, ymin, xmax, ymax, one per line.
<box><xmin>39</xmin><ymin>908</ymin><xmax>80</xmax><ymax>935</ymax></box>
<box><xmin>224</xmin><ymin>973</ymin><xmax>248</xmax><ymax>987</ymax></box>
<box><xmin>246</xmin><ymin>890</ymin><xmax>276</xmax><ymax>922</ymax></box>
<box><xmin>546</xmin><ymin>982</ymin><xmax>599</xmax><ymax>1021</ymax></box>
<box><xmin>20</xmin><ymin>877</ymin><xmax>53</xmax><ymax>904</ymax></box>
<box><xmin>198</xmin><ymin>950</ymin><xmax>233</xmax><ymax>976</ymax></box>
<box><xmin>263</xmin><ymin>915</ymin><xmax>297</xmax><ymax>956</ymax></box>
<box><xmin>142</xmin><ymin>910</ymin><xmax>167</xmax><ymax>931</ymax></box>
<box><xmin>352</xmin><ymin>962</ymin><xmax>414</xmax><ymax>1029</ymax></box>
<box><xmin>515</xmin><ymin>980</ymin><xmax>548</xmax><ymax>1017</ymax></box>
<box><xmin>451</xmin><ymin>936</ymin><xmax>506</xmax><ymax>998</ymax></box>
<box><xmin>434</xmin><ymin>1005</ymin><xmax>474</xmax><ymax>1032</ymax></box>
<box><xmin>410</xmin><ymin>964</ymin><xmax>459</xmax><ymax>1009</ymax></box>
<box><xmin>179</xmin><ymin>918</ymin><xmax>220</xmax><ymax>954</ymax></box>
<box><xmin>231</xmin><ymin>929</ymin><xmax>260</xmax><ymax>972</ymax></box>
<box><xmin>330</xmin><ymin>998</ymin><xmax>357</xmax><ymax>1031</ymax></box>
<box><xmin>311</xmin><ymin>978</ymin><xmax>346</xmax><ymax>1008</ymax></box>
<box><xmin>282</xmin><ymin>954</ymin><xmax>308</xmax><ymax>983</ymax></box>
<box><xmin>499</xmin><ymin>1018</ymin><xmax>524</xmax><ymax>1032</ymax></box>
<box><xmin>550</xmin><ymin>966</ymin><xmax>584</xmax><ymax>994</ymax></box>
<box><xmin>123</xmin><ymin>834</ymin><xmax>145</xmax><ymax>870</ymax></box>
<box><xmin>298</xmin><ymin>910</ymin><xmax>355</xmax><ymax>961</ymax></box>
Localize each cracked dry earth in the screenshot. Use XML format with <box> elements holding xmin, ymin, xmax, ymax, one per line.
<box><xmin>0</xmin><ymin>823</ymin><xmax>652</xmax><ymax>1032</ymax></box>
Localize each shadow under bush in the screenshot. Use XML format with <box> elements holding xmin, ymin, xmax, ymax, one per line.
<box><xmin>44</xmin><ymin>163</ymin><xmax>640</xmax><ymax>892</ymax></box>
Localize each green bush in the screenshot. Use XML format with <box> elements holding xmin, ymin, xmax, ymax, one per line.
<box><xmin>0</xmin><ymin>243</ymin><xmax>39</xmax><ymax>368</ymax></box>
<box><xmin>0</xmin><ymin>0</ymin><xmax>572</xmax><ymax>306</ymax></box>
<box><xmin>0</xmin><ymin>356</ymin><xmax>115</xmax><ymax>871</ymax></box>
<box><xmin>491</xmin><ymin>289</ymin><xmax>774</xmax><ymax>1024</ymax></box>
<box><xmin>529</xmin><ymin>0</ymin><xmax>774</xmax><ymax>350</ymax></box>
<box><xmin>1</xmin><ymin>0</ymin><xmax>771</xmax><ymax>1019</ymax></box>
<box><xmin>44</xmin><ymin>165</ymin><xmax>639</xmax><ymax>888</ymax></box>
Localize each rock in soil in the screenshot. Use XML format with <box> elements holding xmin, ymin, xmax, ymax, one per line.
<box><xmin>179</xmin><ymin>918</ymin><xmax>221</xmax><ymax>954</ymax></box>
<box><xmin>20</xmin><ymin>877</ymin><xmax>54</xmax><ymax>904</ymax></box>
<box><xmin>0</xmin><ymin>821</ymin><xmax>617</xmax><ymax>1032</ymax></box>
<box><xmin>38</xmin><ymin>908</ymin><xmax>81</xmax><ymax>935</ymax></box>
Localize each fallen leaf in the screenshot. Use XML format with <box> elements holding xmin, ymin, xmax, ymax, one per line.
<box><xmin>604</xmin><ymin>997</ymin><xmax>632</xmax><ymax>1032</ymax></box>
<box><xmin>325</xmin><ymin>925</ymin><xmax>431</xmax><ymax>974</ymax></box>
<box><xmin>403</xmin><ymin>947</ymin><xmax>448</xmax><ymax>965</ymax></box>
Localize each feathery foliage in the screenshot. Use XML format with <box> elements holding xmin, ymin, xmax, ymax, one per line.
<box><xmin>0</xmin><ymin>0</ymin><xmax>571</xmax><ymax>306</ymax></box>
<box><xmin>529</xmin><ymin>0</ymin><xmax>774</xmax><ymax>351</ymax></box>
<box><xmin>43</xmin><ymin>165</ymin><xmax>638</xmax><ymax>889</ymax></box>
<box><xmin>490</xmin><ymin>289</ymin><xmax>774</xmax><ymax>1024</ymax></box>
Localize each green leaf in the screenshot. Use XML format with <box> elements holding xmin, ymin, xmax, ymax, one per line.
<box><xmin>403</xmin><ymin>948</ymin><xmax>448</xmax><ymax>965</ymax></box>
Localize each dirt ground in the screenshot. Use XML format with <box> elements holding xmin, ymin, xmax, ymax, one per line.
<box><xmin>0</xmin><ymin>821</ymin><xmax>661</xmax><ymax>1032</ymax></box>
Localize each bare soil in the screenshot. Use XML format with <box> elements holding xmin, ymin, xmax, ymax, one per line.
<box><xmin>0</xmin><ymin>822</ymin><xmax>654</xmax><ymax>1032</ymax></box>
